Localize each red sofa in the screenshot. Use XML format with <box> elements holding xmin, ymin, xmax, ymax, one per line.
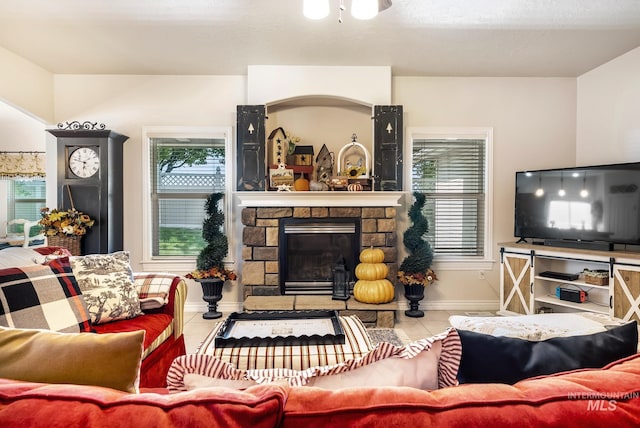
<box><xmin>1</xmin><ymin>352</ymin><xmax>639</xmax><ymax>427</ymax></box>
<box><xmin>2</xmin><ymin>247</ymin><xmax>187</xmax><ymax>388</ymax></box>
<box><xmin>92</xmin><ymin>273</ymin><xmax>187</xmax><ymax>388</ymax></box>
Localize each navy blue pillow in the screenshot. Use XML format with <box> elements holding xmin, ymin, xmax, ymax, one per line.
<box><xmin>457</xmin><ymin>320</ymin><xmax>638</xmax><ymax>384</ymax></box>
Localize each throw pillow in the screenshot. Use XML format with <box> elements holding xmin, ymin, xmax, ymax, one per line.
<box><xmin>457</xmin><ymin>320</ymin><xmax>638</xmax><ymax>384</ymax></box>
<box><xmin>70</xmin><ymin>251</ymin><xmax>143</xmax><ymax>324</ymax></box>
<box><xmin>0</xmin><ymin>326</ymin><xmax>144</xmax><ymax>393</ymax></box>
<box><xmin>449</xmin><ymin>313</ymin><xmax>618</xmax><ymax>341</ymax></box>
<box><xmin>134</xmin><ymin>272</ymin><xmax>176</xmax><ymax>310</ymax></box>
<box><xmin>168</xmin><ymin>328</ymin><xmax>462</xmax><ymax>392</ymax></box>
<box><xmin>0</xmin><ymin>257</ymin><xmax>92</xmax><ymax>333</ymax></box>
<box><xmin>184</xmin><ymin>373</ymin><xmax>259</xmax><ymax>390</ymax></box>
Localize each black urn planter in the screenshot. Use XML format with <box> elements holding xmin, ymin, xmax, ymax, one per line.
<box><xmin>198</xmin><ymin>278</ymin><xmax>224</xmax><ymax>319</ymax></box>
<box><xmin>403</xmin><ymin>283</ymin><xmax>425</xmax><ymax>318</ymax></box>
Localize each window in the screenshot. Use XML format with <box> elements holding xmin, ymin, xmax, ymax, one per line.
<box><xmin>143</xmin><ymin>127</ymin><xmax>233</xmax><ymax>261</ymax></box>
<box><xmin>1</xmin><ymin>179</ymin><xmax>46</xmax><ymax>234</ymax></box>
<box><xmin>408</xmin><ymin>128</ymin><xmax>493</xmax><ymax>269</ymax></box>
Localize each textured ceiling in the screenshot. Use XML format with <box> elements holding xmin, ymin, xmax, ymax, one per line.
<box><xmin>0</xmin><ymin>0</ymin><xmax>639</xmax><ymax>77</ymax></box>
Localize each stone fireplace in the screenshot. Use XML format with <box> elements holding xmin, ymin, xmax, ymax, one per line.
<box><xmin>239</xmin><ymin>192</ymin><xmax>402</xmax><ymax>301</ymax></box>
<box><xmin>236</xmin><ymin>66</ymin><xmax>401</xmax><ymax>320</ymax></box>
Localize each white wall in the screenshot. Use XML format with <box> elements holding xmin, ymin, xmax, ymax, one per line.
<box><xmin>576</xmin><ymin>47</ymin><xmax>640</xmax><ymax>165</ymax></box>
<box><xmin>0</xmin><ymin>46</ymin><xmax>53</xmax><ymax>123</ymax></box>
<box><xmin>48</xmin><ymin>74</ymin><xmax>577</xmax><ymax>312</ymax></box>
<box><xmin>0</xmin><ymin>101</ymin><xmax>47</xmax><ymax>151</ymax></box>
<box><xmin>248</xmin><ymin>65</ymin><xmax>391</xmax><ymax>106</ymax></box>
<box><xmin>395</xmin><ymin>77</ymin><xmax>576</xmax><ymax>308</ymax></box>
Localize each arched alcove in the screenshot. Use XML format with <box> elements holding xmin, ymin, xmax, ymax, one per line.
<box><xmin>264</xmin><ymin>95</ymin><xmax>373</xmax><ymax>172</ymax></box>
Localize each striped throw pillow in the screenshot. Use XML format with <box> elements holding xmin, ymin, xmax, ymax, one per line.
<box><xmin>168</xmin><ymin>328</ymin><xmax>462</xmax><ymax>391</ymax></box>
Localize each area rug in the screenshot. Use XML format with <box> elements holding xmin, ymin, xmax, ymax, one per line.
<box><xmin>367</xmin><ymin>328</ymin><xmax>412</xmax><ymax>346</ymax></box>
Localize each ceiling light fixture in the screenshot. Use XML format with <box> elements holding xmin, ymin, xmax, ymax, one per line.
<box><xmin>303</xmin><ymin>0</ymin><xmax>392</xmax><ymax>23</ymax></box>
<box><xmin>351</xmin><ymin>0</ymin><xmax>378</xmax><ymax>20</ymax></box>
<box><xmin>303</xmin><ymin>0</ymin><xmax>330</xmax><ymax>19</ymax></box>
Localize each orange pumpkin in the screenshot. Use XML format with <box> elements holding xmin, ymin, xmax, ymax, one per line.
<box><xmin>354</xmin><ymin>247</ymin><xmax>394</xmax><ymax>303</ymax></box>
<box><xmin>353</xmin><ymin>279</ymin><xmax>395</xmax><ymax>304</ymax></box>
<box><xmin>359</xmin><ymin>247</ymin><xmax>385</xmax><ymax>264</ymax></box>
<box><xmin>355</xmin><ymin>262</ymin><xmax>389</xmax><ymax>281</ymax></box>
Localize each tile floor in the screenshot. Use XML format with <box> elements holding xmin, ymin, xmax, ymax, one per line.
<box><xmin>183</xmin><ymin>309</ymin><xmax>474</xmax><ymax>354</ymax></box>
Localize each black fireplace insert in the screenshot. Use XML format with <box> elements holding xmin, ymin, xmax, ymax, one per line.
<box><xmin>279</xmin><ymin>217</ymin><xmax>361</xmax><ymax>295</ymax></box>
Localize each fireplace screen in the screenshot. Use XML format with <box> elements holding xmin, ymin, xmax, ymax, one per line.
<box><xmin>280</xmin><ymin>218</ymin><xmax>360</xmax><ymax>295</ymax></box>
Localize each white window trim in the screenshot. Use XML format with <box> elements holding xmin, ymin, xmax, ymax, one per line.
<box><xmin>405</xmin><ymin>126</ymin><xmax>495</xmax><ymax>271</ymax></box>
<box><xmin>140</xmin><ymin>126</ymin><xmax>234</xmax><ymax>271</ymax></box>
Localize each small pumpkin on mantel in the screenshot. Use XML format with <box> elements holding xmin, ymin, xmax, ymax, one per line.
<box><xmin>353</xmin><ymin>247</ymin><xmax>395</xmax><ymax>304</ymax></box>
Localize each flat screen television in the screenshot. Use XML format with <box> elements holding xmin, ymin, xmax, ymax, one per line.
<box><xmin>515</xmin><ymin>162</ymin><xmax>640</xmax><ymax>250</ymax></box>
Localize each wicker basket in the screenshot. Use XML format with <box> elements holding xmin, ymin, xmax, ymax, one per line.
<box><xmin>583</xmin><ymin>269</ymin><xmax>609</xmax><ymax>286</ymax></box>
<box><xmin>47</xmin><ymin>235</ymin><xmax>81</xmax><ymax>256</ymax></box>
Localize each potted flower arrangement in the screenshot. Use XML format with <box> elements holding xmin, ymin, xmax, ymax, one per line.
<box><xmin>397</xmin><ymin>192</ymin><xmax>437</xmax><ymax>317</ymax></box>
<box><xmin>38</xmin><ymin>207</ymin><xmax>94</xmax><ymax>255</ymax></box>
<box><xmin>186</xmin><ymin>193</ymin><xmax>236</xmax><ymax>319</ymax></box>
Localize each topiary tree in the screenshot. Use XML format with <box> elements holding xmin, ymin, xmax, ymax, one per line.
<box><xmin>196</xmin><ymin>193</ymin><xmax>228</xmax><ymax>272</ymax></box>
<box><xmin>398</xmin><ymin>192</ymin><xmax>436</xmax><ymax>317</ymax></box>
<box><xmin>189</xmin><ymin>192</ymin><xmax>234</xmax><ymax>319</ymax></box>
<box><xmin>398</xmin><ymin>192</ymin><xmax>436</xmax><ymax>285</ymax></box>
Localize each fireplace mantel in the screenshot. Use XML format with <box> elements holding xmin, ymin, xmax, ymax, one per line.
<box><xmin>235</xmin><ymin>191</ymin><xmax>404</xmax><ymax>207</ymax></box>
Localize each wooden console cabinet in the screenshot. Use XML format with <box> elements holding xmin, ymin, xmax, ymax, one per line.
<box><xmin>499</xmin><ymin>242</ymin><xmax>640</xmax><ymax>323</ymax></box>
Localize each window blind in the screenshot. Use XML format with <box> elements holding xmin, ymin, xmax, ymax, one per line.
<box><xmin>412</xmin><ymin>139</ymin><xmax>486</xmax><ymax>256</ymax></box>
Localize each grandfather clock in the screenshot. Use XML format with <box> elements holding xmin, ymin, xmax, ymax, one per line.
<box><xmin>48</xmin><ymin>123</ymin><xmax>128</xmax><ymax>254</ymax></box>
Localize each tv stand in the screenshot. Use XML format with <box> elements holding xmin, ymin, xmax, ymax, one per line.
<box><xmin>543</xmin><ymin>239</ymin><xmax>613</xmax><ymax>252</ymax></box>
<box><xmin>498</xmin><ymin>241</ymin><xmax>640</xmax><ymax>322</ymax></box>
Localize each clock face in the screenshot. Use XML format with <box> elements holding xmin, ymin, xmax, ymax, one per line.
<box><xmin>69</xmin><ymin>147</ymin><xmax>100</xmax><ymax>178</ymax></box>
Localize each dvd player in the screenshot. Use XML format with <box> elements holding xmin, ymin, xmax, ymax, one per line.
<box><xmin>539</xmin><ymin>271</ymin><xmax>579</xmax><ymax>281</ymax></box>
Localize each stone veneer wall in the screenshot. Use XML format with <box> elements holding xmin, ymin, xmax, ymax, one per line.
<box><xmin>241</xmin><ymin>206</ymin><xmax>397</xmax><ymax>299</ymax></box>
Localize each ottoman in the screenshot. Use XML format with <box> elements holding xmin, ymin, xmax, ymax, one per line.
<box><xmin>196</xmin><ymin>315</ymin><xmax>374</xmax><ymax>370</ymax></box>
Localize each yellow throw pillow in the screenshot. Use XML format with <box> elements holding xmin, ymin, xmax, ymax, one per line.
<box><xmin>0</xmin><ymin>327</ymin><xmax>144</xmax><ymax>393</ymax></box>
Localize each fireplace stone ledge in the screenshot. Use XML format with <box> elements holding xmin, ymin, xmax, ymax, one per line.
<box><xmin>236</xmin><ymin>191</ymin><xmax>404</xmax><ymax>207</ymax></box>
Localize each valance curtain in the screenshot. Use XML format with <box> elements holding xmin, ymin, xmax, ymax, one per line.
<box><xmin>0</xmin><ymin>152</ymin><xmax>46</xmax><ymax>178</ymax></box>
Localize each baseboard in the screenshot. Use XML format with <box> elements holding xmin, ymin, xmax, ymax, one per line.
<box><xmin>397</xmin><ymin>299</ymin><xmax>500</xmax><ymax>312</ymax></box>
<box><xmin>185</xmin><ymin>300</ymin><xmax>499</xmax><ymax>313</ymax></box>
<box><xmin>184</xmin><ymin>302</ymin><xmax>243</xmax><ymax>314</ymax></box>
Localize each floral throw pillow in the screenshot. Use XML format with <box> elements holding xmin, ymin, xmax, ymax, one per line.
<box><xmin>70</xmin><ymin>251</ymin><xmax>143</xmax><ymax>324</ymax></box>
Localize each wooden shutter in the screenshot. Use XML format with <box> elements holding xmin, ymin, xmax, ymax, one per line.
<box><xmin>373</xmin><ymin>105</ymin><xmax>403</xmax><ymax>191</ymax></box>
<box><xmin>236</xmin><ymin>105</ymin><xmax>265</xmax><ymax>191</ymax></box>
